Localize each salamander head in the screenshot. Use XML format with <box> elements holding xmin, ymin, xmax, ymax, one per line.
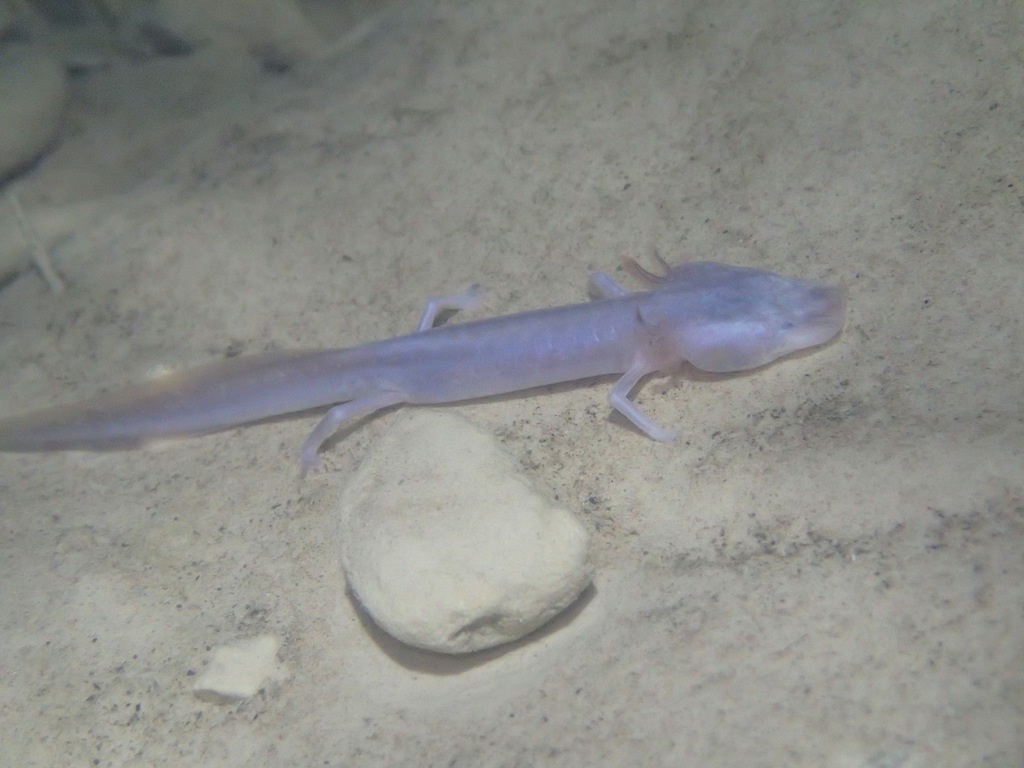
<box><xmin>661</xmin><ymin>262</ymin><xmax>846</xmax><ymax>373</ymax></box>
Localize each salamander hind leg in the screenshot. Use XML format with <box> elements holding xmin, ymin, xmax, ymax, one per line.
<box><xmin>415</xmin><ymin>285</ymin><xmax>484</xmax><ymax>331</ymax></box>
<box><xmin>299</xmin><ymin>390</ymin><xmax>406</xmax><ymax>474</ymax></box>
<box><xmin>607</xmin><ymin>361</ymin><xmax>677</xmax><ymax>442</ymax></box>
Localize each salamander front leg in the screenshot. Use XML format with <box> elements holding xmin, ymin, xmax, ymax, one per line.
<box><xmin>588</xmin><ymin>271</ymin><xmax>629</xmax><ymax>299</ymax></box>
<box><xmin>415</xmin><ymin>285</ymin><xmax>484</xmax><ymax>331</ymax></box>
<box><xmin>607</xmin><ymin>361</ymin><xmax>677</xmax><ymax>442</ymax></box>
<box><xmin>299</xmin><ymin>390</ymin><xmax>405</xmax><ymax>474</ymax></box>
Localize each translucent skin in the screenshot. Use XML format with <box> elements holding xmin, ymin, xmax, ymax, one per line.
<box><xmin>0</xmin><ymin>260</ymin><xmax>844</xmax><ymax>471</ymax></box>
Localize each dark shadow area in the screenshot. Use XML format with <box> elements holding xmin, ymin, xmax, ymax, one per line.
<box><xmin>345</xmin><ymin>582</ymin><xmax>597</xmax><ymax>675</ymax></box>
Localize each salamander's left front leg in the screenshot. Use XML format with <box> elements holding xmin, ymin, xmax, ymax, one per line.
<box><xmin>415</xmin><ymin>285</ymin><xmax>484</xmax><ymax>331</ymax></box>
<box><xmin>607</xmin><ymin>361</ymin><xmax>677</xmax><ymax>442</ymax></box>
<box><xmin>588</xmin><ymin>271</ymin><xmax>629</xmax><ymax>299</ymax></box>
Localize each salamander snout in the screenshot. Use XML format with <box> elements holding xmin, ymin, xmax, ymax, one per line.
<box><xmin>777</xmin><ymin>281</ymin><xmax>846</xmax><ymax>355</ymax></box>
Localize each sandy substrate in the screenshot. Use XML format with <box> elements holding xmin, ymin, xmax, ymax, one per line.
<box><xmin>0</xmin><ymin>0</ymin><xmax>1021</xmax><ymax>765</ymax></box>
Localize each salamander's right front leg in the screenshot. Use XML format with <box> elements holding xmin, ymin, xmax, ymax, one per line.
<box><xmin>607</xmin><ymin>361</ymin><xmax>677</xmax><ymax>442</ymax></box>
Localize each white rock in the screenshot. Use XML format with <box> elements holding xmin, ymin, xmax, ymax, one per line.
<box><xmin>338</xmin><ymin>410</ymin><xmax>591</xmax><ymax>654</ymax></box>
<box><xmin>192</xmin><ymin>635</ymin><xmax>286</xmax><ymax>703</ymax></box>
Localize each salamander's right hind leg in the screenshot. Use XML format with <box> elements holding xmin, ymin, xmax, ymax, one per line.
<box><xmin>300</xmin><ymin>285</ymin><xmax>483</xmax><ymax>474</ymax></box>
<box><xmin>299</xmin><ymin>390</ymin><xmax>405</xmax><ymax>474</ymax></box>
<box><xmin>415</xmin><ymin>285</ymin><xmax>484</xmax><ymax>331</ymax></box>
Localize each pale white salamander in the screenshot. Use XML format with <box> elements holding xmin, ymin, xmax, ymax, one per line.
<box><xmin>0</xmin><ymin>258</ymin><xmax>844</xmax><ymax>472</ymax></box>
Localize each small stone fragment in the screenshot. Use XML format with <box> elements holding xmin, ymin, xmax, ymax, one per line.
<box><xmin>338</xmin><ymin>410</ymin><xmax>592</xmax><ymax>654</ymax></box>
<box><xmin>192</xmin><ymin>635</ymin><xmax>286</xmax><ymax>703</ymax></box>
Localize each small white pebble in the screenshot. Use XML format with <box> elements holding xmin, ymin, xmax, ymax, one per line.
<box><xmin>192</xmin><ymin>635</ymin><xmax>286</xmax><ymax>703</ymax></box>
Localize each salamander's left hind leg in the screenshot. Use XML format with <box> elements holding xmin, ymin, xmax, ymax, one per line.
<box><xmin>415</xmin><ymin>285</ymin><xmax>484</xmax><ymax>331</ymax></box>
